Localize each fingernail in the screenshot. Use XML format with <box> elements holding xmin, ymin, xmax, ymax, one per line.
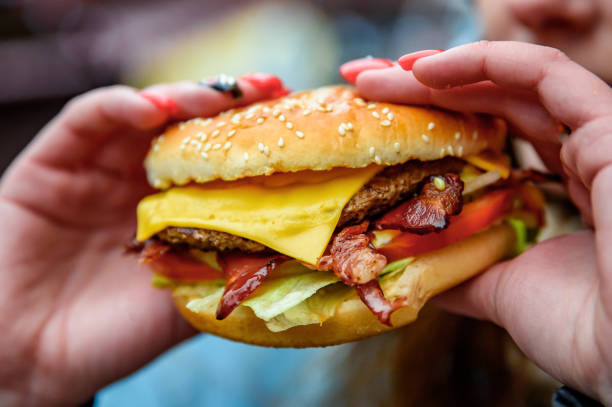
<box><xmin>200</xmin><ymin>73</ymin><xmax>243</xmax><ymax>99</ymax></box>
<box><xmin>239</xmin><ymin>73</ymin><xmax>291</xmax><ymax>98</ymax></box>
<box><xmin>140</xmin><ymin>91</ymin><xmax>178</xmax><ymax>115</ymax></box>
<box><xmin>398</xmin><ymin>50</ymin><xmax>444</xmax><ymax>71</ymax></box>
<box><xmin>339</xmin><ymin>57</ymin><xmax>394</xmax><ymax>84</ymax></box>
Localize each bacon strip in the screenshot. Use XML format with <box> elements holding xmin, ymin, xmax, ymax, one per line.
<box><xmin>216</xmin><ymin>253</ymin><xmax>287</xmax><ymax>320</ymax></box>
<box><xmin>374</xmin><ymin>173</ymin><xmax>464</xmax><ymax>234</ymax></box>
<box><xmin>137</xmin><ymin>239</ymin><xmax>224</xmax><ymax>282</ymax></box>
<box><xmin>355</xmin><ymin>280</ymin><xmax>407</xmax><ymax>326</ymax></box>
<box><xmin>318</xmin><ymin>221</ymin><xmax>387</xmax><ymax>286</ymax></box>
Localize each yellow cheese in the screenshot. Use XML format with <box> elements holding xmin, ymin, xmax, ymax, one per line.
<box><xmin>137</xmin><ymin>166</ymin><xmax>381</xmax><ymax>265</ymax></box>
<box><xmin>465</xmin><ymin>150</ymin><xmax>511</xmax><ymax>179</ymax></box>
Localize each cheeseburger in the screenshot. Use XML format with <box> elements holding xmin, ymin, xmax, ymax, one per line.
<box><xmin>133</xmin><ymin>85</ymin><xmax>544</xmax><ymax>347</ymax></box>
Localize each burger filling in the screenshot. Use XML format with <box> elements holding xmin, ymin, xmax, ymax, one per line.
<box><xmin>133</xmin><ymin>152</ymin><xmax>547</xmax><ymax>331</ymax></box>
<box><xmin>156</xmin><ymin>157</ymin><xmax>464</xmax><ymax>253</ymax></box>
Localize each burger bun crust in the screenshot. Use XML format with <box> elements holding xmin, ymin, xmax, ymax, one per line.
<box><xmin>146</xmin><ymin>86</ymin><xmax>506</xmax><ymax>189</ymax></box>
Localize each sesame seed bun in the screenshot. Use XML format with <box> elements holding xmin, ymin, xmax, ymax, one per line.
<box><xmin>145</xmin><ymin>86</ymin><xmax>507</xmax><ymax>189</ymax></box>
<box><xmin>172</xmin><ymin>222</ymin><xmax>516</xmax><ymax>347</ymax></box>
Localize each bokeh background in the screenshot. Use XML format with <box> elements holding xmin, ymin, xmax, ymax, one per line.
<box><xmin>1</xmin><ymin>1</ymin><xmax>575</xmax><ymax>405</ymax></box>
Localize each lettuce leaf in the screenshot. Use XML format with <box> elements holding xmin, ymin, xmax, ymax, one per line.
<box><xmin>242</xmin><ymin>268</ymin><xmax>340</xmax><ymax>321</ymax></box>
<box><xmin>163</xmin><ymin>257</ymin><xmax>416</xmax><ymax>332</ymax></box>
<box><xmin>507</xmin><ymin>218</ymin><xmax>529</xmax><ymax>255</ymax></box>
<box><xmin>265</xmin><ymin>283</ymin><xmax>353</xmax><ymax>332</ymax></box>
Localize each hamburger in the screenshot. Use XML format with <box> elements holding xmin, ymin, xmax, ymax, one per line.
<box><xmin>132</xmin><ymin>85</ymin><xmax>545</xmax><ymax>347</ymax></box>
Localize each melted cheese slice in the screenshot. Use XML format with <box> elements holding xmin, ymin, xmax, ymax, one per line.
<box><xmin>137</xmin><ymin>166</ymin><xmax>381</xmax><ymax>265</ymax></box>
<box><xmin>465</xmin><ymin>150</ymin><xmax>511</xmax><ymax>179</ymax></box>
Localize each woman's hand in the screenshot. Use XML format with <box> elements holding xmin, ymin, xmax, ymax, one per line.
<box><xmin>354</xmin><ymin>41</ymin><xmax>612</xmax><ymax>403</ymax></box>
<box><xmin>0</xmin><ymin>77</ymin><xmax>286</xmax><ymax>406</ymax></box>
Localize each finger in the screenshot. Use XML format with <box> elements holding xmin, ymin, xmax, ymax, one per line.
<box><xmin>591</xmin><ymin>164</ymin><xmax>612</xmax><ymax>306</ymax></box>
<box><xmin>141</xmin><ymin>76</ymin><xmax>287</xmax><ymax>120</ymax></box>
<box><xmin>410</xmin><ymin>41</ymin><xmax>612</xmax><ymax>129</ymax></box>
<box><xmin>357</xmin><ymin>67</ymin><xmax>564</xmax><ymax>172</ymax></box>
<box><xmin>561</xmin><ymin>115</ymin><xmax>612</xmax><ymax>190</ymax></box>
<box><xmin>27</xmin><ymin>77</ymin><xmax>286</xmax><ymax>169</ymax></box>
<box><xmin>433</xmin><ymin>231</ymin><xmax>599</xmax><ymax>393</ymax></box>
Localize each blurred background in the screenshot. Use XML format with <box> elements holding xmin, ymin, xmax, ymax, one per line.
<box><xmin>2</xmin><ymin>0</ymin><xmax>594</xmax><ymax>405</ymax></box>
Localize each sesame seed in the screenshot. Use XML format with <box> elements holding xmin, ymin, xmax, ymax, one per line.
<box><xmin>245</xmin><ymin>113</ymin><xmax>254</xmax><ymax>120</ymax></box>
<box><xmin>203</xmin><ymin>118</ymin><xmax>212</xmax><ymax>125</ymax></box>
<box><xmin>179</xmin><ymin>123</ymin><xmax>186</xmax><ymax>131</ymax></box>
<box><xmin>380</xmin><ymin>120</ymin><xmax>391</xmax><ymax>127</ymax></box>
<box><xmin>257</xmin><ymin>118</ymin><xmax>264</xmax><ymax>124</ymax></box>
<box><xmin>231</xmin><ymin>114</ymin><xmax>241</xmax><ymax>124</ymax></box>
<box><xmin>428</xmin><ymin>122</ymin><xmax>435</xmax><ymax>131</ymax></box>
<box><xmin>354</xmin><ymin>98</ymin><xmax>366</xmax><ymax>106</ymax></box>
<box><xmin>153</xmin><ymin>144</ymin><xmax>159</xmax><ymax>152</ymax></box>
<box><xmin>223</xmin><ymin>141</ymin><xmax>231</xmax><ymax>150</ymax></box>
<box><xmin>372</xmin><ymin>111</ymin><xmax>380</xmax><ymax>119</ymax></box>
<box><xmin>278</xmin><ymin>137</ymin><xmax>285</xmax><ymax>147</ymax></box>
<box><xmin>228</xmin><ymin>130</ymin><xmax>236</xmax><ymax>138</ymax></box>
<box><xmin>204</xmin><ymin>142</ymin><xmax>211</xmax><ymax>151</ymax></box>
<box><xmin>367</xmin><ymin>104</ymin><xmax>376</xmax><ymax>110</ymax></box>
<box><xmin>286</xmin><ymin>122</ymin><xmax>293</xmax><ymax>129</ymax></box>
<box><xmin>317</xmin><ymin>96</ymin><xmax>325</xmax><ymax>104</ymax></box>
<box><xmin>346</xmin><ymin>122</ymin><xmax>353</xmax><ymax>131</ymax></box>
<box><xmin>217</xmin><ymin>121</ymin><xmax>226</xmax><ymax>128</ymax></box>
<box><xmin>473</xmin><ymin>130</ymin><xmax>479</xmax><ymax>139</ymax></box>
<box><xmin>263</xmin><ymin>145</ymin><xmax>270</xmax><ymax>156</ymax></box>
<box><xmin>325</xmin><ymin>105</ymin><xmax>334</xmax><ymax>112</ymax></box>
<box><xmin>296</xmin><ymin>131</ymin><xmax>304</xmax><ymax>139</ymax></box>
<box><xmin>212</xmin><ymin>129</ymin><xmax>220</xmax><ymax>137</ymax></box>
<box><xmin>212</xmin><ymin>143</ymin><xmax>221</xmax><ymax>150</ymax></box>
<box><xmin>374</xmin><ymin>155</ymin><xmax>382</xmax><ymax>164</ymax></box>
<box><xmin>387</xmin><ymin>113</ymin><xmax>394</xmax><ymax>120</ymax></box>
<box><xmin>179</xmin><ymin>144</ymin><xmax>186</xmax><ymax>150</ymax></box>
<box><xmin>421</xmin><ymin>134</ymin><xmax>430</xmax><ymax>143</ymax></box>
<box><xmin>394</xmin><ymin>142</ymin><xmax>401</xmax><ymax>152</ymax></box>
<box><xmin>458</xmin><ymin>146</ymin><xmax>464</xmax><ymax>156</ymax></box>
<box><xmin>303</xmin><ymin>109</ymin><xmax>311</xmax><ymax>116</ymax></box>
<box><xmin>244</xmin><ymin>152</ymin><xmax>249</xmax><ymax>161</ymax></box>
<box><xmin>278</xmin><ymin>114</ymin><xmax>286</xmax><ymax>122</ymax></box>
<box><xmin>196</xmin><ymin>132</ymin><xmax>207</xmax><ymax>141</ymax></box>
<box><xmin>263</xmin><ymin>107</ymin><xmax>271</xmax><ymax>113</ymax></box>
<box><xmin>369</xmin><ymin>146</ymin><xmax>375</xmax><ymax>157</ymax></box>
<box><xmin>440</xmin><ymin>147</ymin><xmax>446</xmax><ymax>156</ymax></box>
<box><xmin>338</xmin><ymin>124</ymin><xmax>346</xmax><ymax>136</ymax></box>
<box><xmin>382</xmin><ymin>107</ymin><xmax>389</xmax><ymax>114</ymax></box>
<box><xmin>448</xmin><ymin>145</ymin><xmax>454</xmax><ymax>155</ymax></box>
<box><xmin>200</xmin><ymin>152</ymin><xmax>208</xmax><ymax>159</ymax></box>
<box><xmin>273</xmin><ymin>109</ymin><xmax>281</xmax><ymax>117</ymax></box>
<box><xmin>189</xmin><ymin>139</ymin><xmax>198</xmax><ymax>145</ymax></box>
<box><xmin>454</xmin><ymin>132</ymin><xmax>461</xmax><ymax>140</ymax></box>
<box><xmin>258</xmin><ymin>142</ymin><xmax>264</xmax><ymax>152</ymax></box>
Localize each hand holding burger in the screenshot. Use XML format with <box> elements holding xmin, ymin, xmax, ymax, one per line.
<box><xmin>0</xmin><ymin>76</ymin><xmax>287</xmax><ymax>406</ymax></box>
<box><xmin>353</xmin><ymin>41</ymin><xmax>612</xmax><ymax>404</ymax></box>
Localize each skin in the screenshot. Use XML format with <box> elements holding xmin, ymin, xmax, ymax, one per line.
<box><xmin>356</xmin><ymin>40</ymin><xmax>612</xmax><ymax>404</ymax></box>
<box><xmin>0</xmin><ymin>80</ymin><xmax>278</xmax><ymax>406</ymax></box>
<box><xmin>475</xmin><ymin>0</ymin><xmax>612</xmax><ymax>83</ymax></box>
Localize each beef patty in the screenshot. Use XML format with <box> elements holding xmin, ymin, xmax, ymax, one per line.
<box><xmin>157</xmin><ymin>157</ymin><xmax>464</xmax><ymax>252</ymax></box>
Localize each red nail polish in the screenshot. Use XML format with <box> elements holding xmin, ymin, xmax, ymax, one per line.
<box><xmin>239</xmin><ymin>73</ymin><xmax>291</xmax><ymax>98</ymax></box>
<box><xmin>339</xmin><ymin>57</ymin><xmax>394</xmax><ymax>84</ymax></box>
<box><xmin>140</xmin><ymin>91</ymin><xmax>178</xmax><ymax>115</ymax></box>
<box><xmin>398</xmin><ymin>50</ymin><xmax>444</xmax><ymax>71</ymax></box>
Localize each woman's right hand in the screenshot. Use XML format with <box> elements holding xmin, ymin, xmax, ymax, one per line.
<box><xmin>353</xmin><ymin>41</ymin><xmax>612</xmax><ymax>403</ymax></box>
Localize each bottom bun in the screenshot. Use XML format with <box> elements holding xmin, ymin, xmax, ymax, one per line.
<box><xmin>172</xmin><ymin>222</ymin><xmax>516</xmax><ymax>347</ymax></box>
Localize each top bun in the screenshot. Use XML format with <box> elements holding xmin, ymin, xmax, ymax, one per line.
<box><xmin>145</xmin><ymin>85</ymin><xmax>506</xmax><ymax>189</ymax></box>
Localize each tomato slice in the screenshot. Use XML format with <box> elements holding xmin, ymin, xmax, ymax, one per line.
<box><xmin>140</xmin><ymin>240</ymin><xmax>223</xmax><ymax>281</ymax></box>
<box><xmin>375</xmin><ymin>188</ymin><xmax>516</xmax><ymax>262</ymax></box>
